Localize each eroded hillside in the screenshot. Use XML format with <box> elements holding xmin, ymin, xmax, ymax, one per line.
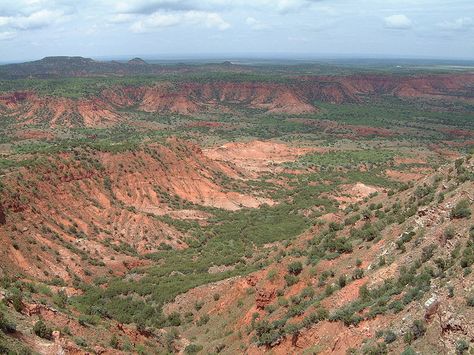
<box><xmin>0</xmin><ymin>60</ymin><xmax>473</xmax><ymax>355</ymax></box>
<box><xmin>1</xmin><ymin>73</ymin><xmax>473</xmax><ymax>127</ymax></box>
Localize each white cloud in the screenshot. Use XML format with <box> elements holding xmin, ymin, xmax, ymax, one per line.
<box><xmin>113</xmin><ymin>0</ymin><xmax>321</xmax><ymax>15</ymax></box>
<box><xmin>11</xmin><ymin>9</ymin><xmax>65</xmax><ymax>30</ymax></box>
<box><xmin>438</xmin><ymin>17</ymin><xmax>473</xmax><ymax>31</ymax></box>
<box><xmin>115</xmin><ymin>0</ymin><xmax>194</xmax><ymax>14</ymax></box>
<box><xmin>0</xmin><ymin>31</ymin><xmax>16</xmax><ymax>40</ymax></box>
<box><xmin>384</xmin><ymin>14</ymin><xmax>412</xmax><ymax>29</ymax></box>
<box><xmin>130</xmin><ymin>10</ymin><xmax>230</xmax><ymax>33</ymax></box>
<box><xmin>0</xmin><ymin>9</ymin><xmax>66</xmax><ymax>32</ymax></box>
<box><xmin>109</xmin><ymin>13</ymin><xmax>137</xmax><ymax>24</ymax></box>
<box><xmin>0</xmin><ymin>17</ymin><xmax>11</xmax><ymax>26</ymax></box>
<box><xmin>246</xmin><ymin>17</ymin><xmax>268</xmax><ymax>30</ymax></box>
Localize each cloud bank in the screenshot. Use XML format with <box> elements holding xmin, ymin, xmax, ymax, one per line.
<box><xmin>0</xmin><ymin>0</ymin><xmax>473</xmax><ymax>60</ymax></box>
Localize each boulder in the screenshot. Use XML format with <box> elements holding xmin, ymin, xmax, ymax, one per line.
<box><xmin>424</xmin><ymin>295</ymin><xmax>440</xmax><ymax>320</ymax></box>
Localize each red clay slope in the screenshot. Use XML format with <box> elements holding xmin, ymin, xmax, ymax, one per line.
<box><xmin>0</xmin><ymin>73</ymin><xmax>472</xmax><ymax>126</ymax></box>
<box><xmin>0</xmin><ymin>138</ymin><xmax>271</xmax><ymax>280</ymax></box>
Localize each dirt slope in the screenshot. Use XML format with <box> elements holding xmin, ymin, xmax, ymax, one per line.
<box><xmin>160</xmin><ymin>158</ymin><xmax>474</xmax><ymax>355</ymax></box>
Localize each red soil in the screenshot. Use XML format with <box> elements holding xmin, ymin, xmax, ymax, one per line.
<box><xmin>204</xmin><ymin>140</ymin><xmax>315</xmax><ymax>177</ymax></box>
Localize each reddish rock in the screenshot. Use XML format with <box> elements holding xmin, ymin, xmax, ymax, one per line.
<box><xmin>246</xmin><ymin>275</ymin><xmax>258</xmax><ymax>287</ymax></box>
<box><xmin>256</xmin><ymin>288</ymin><xmax>275</xmax><ymax>309</ymax></box>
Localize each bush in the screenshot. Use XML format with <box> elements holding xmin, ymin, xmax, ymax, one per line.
<box><xmin>466</xmin><ymin>296</ymin><xmax>474</xmax><ymax>307</ymax></box>
<box><xmin>411</xmin><ymin>319</ymin><xmax>426</xmax><ymax>340</ymax></box>
<box><xmin>266</xmin><ymin>269</ymin><xmax>277</xmax><ymax>282</ymax></box>
<box><xmin>421</xmin><ymin>244</ymin><xmax>437</xmax><ymax>262</ymax></box>
<box><xmin>254</xmin><ymin>320</ymin><xmax>285</xmax><ymax>347</ymax></box>
<box><xmin>196</xmin><ymin>314</ymin><xmax>209</xmax><ymax>326</ymax></box>
<box><xmin>53</xmin><ymin>290</ymin><xmax>68</xmax><ymax>308</ymax></box>
<box><xmin>451</xmin><ymin>199</ymin><xmax>471</xmax><ymax>219</ymax></box>
<box><xmin>384</xmin><ymin>330</ymin><xmax>397</xmax><ymax>344</ymax></box>
<box><xmin>110</xmin><ymin>334</ymin><xmax>120</xmax><ymax>349</ymax></box>
<box><xmin>185</xmin><ymin>344</ymin><xmax>203</xmax><ymax>354</ymax></box>
<box><xmin>287</xmin><ymin>261</ymin><xmax>303</xmax><ymax>275</ymax></box>
<box><xmin>362</xmin><ymin>342</ymin><xmax>387</xmax><ymax>355</ymax></box>
<box><xmin>352</xmin><ymin>268</ymin><xmax>364</xmax><ymax>280</ymax></box>
<box><xmin>401</xmin><ymin>347</ymin><xmax>416</xmax><ymax>355</ymax></box>
<box><xmin>33</xmin><ymin>320</ymin><xmax>52</xmax><ymax>340</ymax></box>
<box><xmin>167</xmin><ymin>312</ymin><xmax>181</xmax><ymax>327</ymax></box>
<box><xmin>359</xmin><ymin>284</ymin><xmax>370</xmax><ymax>301</ymax></box>
<box><xmin>338</xmin><ymin>275</ymin><xmax>347</xmax><ymax>288</ymax></box>
<box><xmin>74</xmin><ymin>337</ymin><xmax>88</xmax><ymax>348</ymax></box>
<box><xmin>0</xmin><ymin>312</ymin><xmax>16</xmax><ymax>333</ymax></box>
<box><xmin>78</xmin><ymin>314</ymin><xmax>98</xmax><ymax>326</ymax></box>
<box><xmin>9</xmin><ymin>291</ymin><xmax>23</xmax><ymax>313</ymax></box>
<box><xmin>284</xmin><ymin>274</ymin><xmax>299</xmax><ymax>287</ymax></box>
<box><xmin>456</xmin><ymin>339</ymin><xmax>469</xmax><ymax>355</ymax></box>
<box><xmin>389</xmin><ymin>300</ymin><xmax>404</xmax><ymax>313</ymax></box>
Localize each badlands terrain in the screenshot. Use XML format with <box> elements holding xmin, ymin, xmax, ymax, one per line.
<box><xmin>0</xmin><ymin>57</ymin><xmax>473</xmax><ymax>354</ymax></box>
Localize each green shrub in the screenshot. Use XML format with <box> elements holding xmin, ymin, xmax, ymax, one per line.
<box><xmin>0</xmin><ymin>312</ymin><xmax>16</xmax><ymax>333</ymax></box>
<box><xmin>362</xmin><ymin>342</ymin><xmax>387</xmax><ymax>355</ymax></box>
<box><xmin>266</xmin><ymin>269</ymin><xmax>278</xmax><ymax>282</ymax></box>
<box><xmin>401</xmin><ymin>347</ymin><xmax>416</xmax><ymax>355</ymax></box>
<box><xmin>352</xmin><ymin>268</ymin><xmax>364</xmax><ymax>280</ymax></box>
<box><xmin>444</xmin><ymin>226</ymin><xmax>456</xmax><ymax>240</ymax></box>
<box><xmin>33</xmin><ymin>320</ymin><xmax>52</xmax><ymax>340</ymax></box>
<box><xmin>78</xmin><ymin>314</ymin><xmax>98</xmax><ymax>326</ymax></box>
<box><xmin>53</xmin><ymin>290</ymin><xmax>68</xmax><ymax>308</ymax></box>
<box><xmin>456</xmin><ymin>339</ymin><xmax>469</xmax><ymax>355</ymax></box>
<box><xmin>110</xmin><ymin>334</ymin><xmax>120</xmax><ymax>349</ymax></box>
<box><xmin>410</xmin><ymin>319</ymin><xmax>426</xmax><ymax>340</ymax></box>
<box><xmin>359</xmin><ymin>284</ymin><xmax>370</xmax><ymax>301</ymax></box>
<box><xmin>167</xmin><ymin>312</ymin><xmax>181</xmax><ymax>327</ymax></box>
<box><xmin>284</xmin><ymin>274</ymin><xmax>299</xmax><ymax>287</ymax></box>
<box><xmin>185</xmin><ymin>344</ymin><xmax>203</xmax><ymax>354</ymax></box>
<box><xmin>451</xmin><ymin>199</ymin><xmax>471</xmax><ymax>219</ymax></box>
<box><xmin>467</xmin><ymin>296</ymin><xmax>474</xmax><ymax>307</ymax></box>
<box><xmin>8</xmin><ymin>291</ymin><xmax>23</xmax><ymax>313</ymax></box>
<box><xmin>196</xmin><ymin>314</ymin><xmax>209</xmax><ymax>326</ymax></box>
<box><xmin>74</xmin><ymin>337</ymin><xmax>88</xmax><ymax>348</ymax></box>
<box><xmin>287</xmin><ymin>261</ymin><xmax>303</xmax><ymax>275</ymax></box>
<box><xmin>338</xmin><ymin>275</ymin><xmax>347</xmax><ymax>288</ymax></box>
<box><xmin>384</xmin><ymin>330</ymin><xmax>397</xmax><ymax>344</ymax></box>
<box><xmin>254</xmin><ymin>320</ymin><xmax>285</xmax><ymax>347</ymax></box>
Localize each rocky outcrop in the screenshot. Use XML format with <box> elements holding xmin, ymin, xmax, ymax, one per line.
<box><xmin>256</xmin><ymin>288</ymin><xmax>275</xmax><ymax>309</ymax></box>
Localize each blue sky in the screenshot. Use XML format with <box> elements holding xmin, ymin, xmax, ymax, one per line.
<box><xmin>0</xmin><ymin>0</ymin><xmax>473</xmax><ymax>62</ymax></box>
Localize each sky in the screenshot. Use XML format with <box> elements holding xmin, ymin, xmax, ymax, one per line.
<box><xmin>0</xmin><ymin>0</ymin><xmax>473</xmax><ymax>62</ymax></box>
